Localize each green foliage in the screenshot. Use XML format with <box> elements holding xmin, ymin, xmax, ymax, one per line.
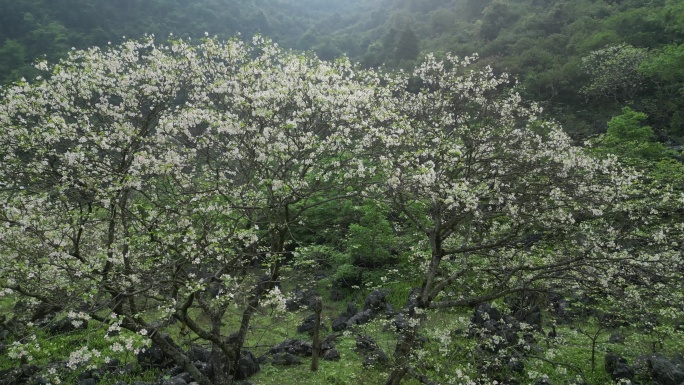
<box><xmin>642</xmin><ymin>43</ymin><xmax>684</xmax><ymax>83</ymax></box>
<box><xmin>0</xmin><ymin>39</ymin><xmax>31</xmax><ymax>83</ymax></box>
<box><xmin>430</xmin><ymin>9</ymin><xmax>456</xmax><ymax>35</ymax></box>
<box><xmin>291</xmin><ymin>198</ymin><xmax>358</xmax><ymax>248</ymax></box>
<box><xmin>0</xmin><ymin>39</ymin><xmax>25</xmax><ymax>72</ymax></box>
<box><xmin>592</xmin><ymin>107</ymin><xmax>684</xmax><ymax>188</ymax></box>
<box><xmin>479</xmin><ymin>0</ymin><xmax>522</xmax><ymax>41</ymax></box>
<box><xmin>601</xmin><ymin>107</ymin><xmax>667</xmax><ymax>161</ymax></box>
<box><xmin>346</xmin><ymin>202</ymin><xmax>396</xmax><ymax>269</ymax></box>
<box><xmin>394</xmin><ymin>27</ymin><xmax>420</xmax><ymax>63</ymax></box>
<box><xmin>663</xmin><ymin>0</ymin><xmax>684</xmax><ymax>35</ymax></box>
<box><xmin>330</xmin><ymin>259</ymin><xmax>362</xmax><ymax>289</ymax></box>
<box><xmin>639</xmin><ymin>43</ymin><xmax>684</xmax><ymax>137</ymax></box>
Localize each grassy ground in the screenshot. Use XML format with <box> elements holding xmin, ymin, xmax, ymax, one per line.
<box><xmin>1</xmin><ymin>283</ymin><xmax>683</xmax><ymax>385</ymax></box>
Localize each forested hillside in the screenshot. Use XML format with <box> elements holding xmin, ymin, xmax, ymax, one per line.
<box><xmin>0</xmin><ymin>0</ymin><xmax>684</xmax><ymax>141</ymax></box>
<box><xmin>0</xmin><ymin>0</ymin><xmax>372</xmax><ymax>82</ymax></box>
<box><xmin>1</xmin><ymin>0</ymin><xmax>684</xmax><ymax>141</ymax></box>
<box><xmin>1</xmin><ymin>1</ymin><xmax>683</xmax><ymax>385</ymax></box>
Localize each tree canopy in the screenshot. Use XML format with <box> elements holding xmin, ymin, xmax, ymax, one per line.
<box><xmin>1</xmin><ymin>36</ymin><xmax>682</xmax><ymax>385</ymax></box>
<box><xmin>2</xmin><ymin>0</ymin><xmax>684</xmax><ymax>384</ymax></box>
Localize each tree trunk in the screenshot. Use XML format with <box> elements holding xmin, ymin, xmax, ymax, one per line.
<box><xmin>385</xmin><ymin>229</ymin><xmax>443</xmax><ymax>385</ymax></box>
<box><xmin>310</xmin><ymin>296</ymin><xmax>322</xmax><ymax>372</ymax></box>
<box><xmin>229</xmin><ymin>223</ymin><xmax>286</xmax><ymax>380</ymax></box>
<box><xmin>211</xmin><ymin>315</ymin><xmax>231</xmax><ymax>385</ymax></box>
<box><xmin>212</xmin><ymin>342</ymin><xmax>230</xmax><ymax>385</ymax></box>
<box><xmin>385</xmin><ymin>314</ymin><xmax>425</xmax><ymax>385</ymax></box>
<box><xmin>149</xmin><ymin>332</ymin><xmax>214</xmax><ymax>385</ymax></box>
<box><xmin>386</xmin><ymin>368</ymin><xmax>409</xmax><ymax>385</ymax></box>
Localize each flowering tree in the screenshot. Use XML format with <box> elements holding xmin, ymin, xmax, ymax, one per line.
<box><xmin>0</xmin><ymin>36</ymin><xmax>380</xmax><ymax>384</ymax></box>
<box><xmin>0</xmin><ymin>39</ymin><xmax>204</xmax><ymax>378</ymax></box>
<box><xmin>580</xmin><ymin>43</ymin><xmax>651</xmax><ymax>103</ymax></box>
<box><xmin>370</xmin><ymin>54</ymin><xmax>683</xmax><ymax>384</ymax></box>
<box><xmin>1</xmin><ymin>35</ymin><xmax>681</xmax><ymax>385</ymax></box>
<box><xmin>160</xmin><ymin>36</ymin><xmax>381</xmax><ymax>383</ymax></box>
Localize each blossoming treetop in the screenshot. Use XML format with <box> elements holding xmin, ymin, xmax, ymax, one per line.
<box><xmin>0</xmin><ymin>36</ymin><xmax>681</xmax><ymax>385</ymax></box>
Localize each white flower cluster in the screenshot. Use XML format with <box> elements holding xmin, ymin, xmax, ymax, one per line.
<box><xmin>262</xmin><ymin>286</ymin><xmax>287</xmax><ymax>314</ymax></box>
<box><xmin>66</xmin><ymin>346</ymin><xmax>100</xmax><ymax>369</ymax></box>
<box><xmin>67</xmin><ymin>311</ymin><xmax>91</xmax><ymax>329</ymax></box>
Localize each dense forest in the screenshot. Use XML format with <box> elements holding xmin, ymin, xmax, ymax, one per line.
<box><xmin>1</xmin><ymin>1</ymin><xmax>683</xmax><ymax>385</ymax></box>
<box><xmin>2</xmin><ymin>0</ymin><xmax>684</xmax><ymax>141</ymax></box>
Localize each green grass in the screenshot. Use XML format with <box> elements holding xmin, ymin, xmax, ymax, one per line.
<box><xmin>250</xmin><ymin>344</ymin><xmax>389</xmax><ymax>385</ymax></box>
<box><xmin>2</xmin><ymin>279</ymin><xmax>683</xmax><ymax>385</ymax></box>
<box><xmin>525</xmin><ymin>329</ymin><xmax>614</xmax><ymax>385</ymax></box>
<box><xmin>0</xmin><ymin>317</ymin><xmax>158</xmax><ymax>384</ymax></box>
<box><xmin>249</xmin><ymin>316</ymin><xmax>423</xmax><ymax>385</ymax></box>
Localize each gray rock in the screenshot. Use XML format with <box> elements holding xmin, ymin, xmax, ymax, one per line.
<box><xmin>173</xmin><ymin>373</ymin><xmax>193</xmax><ymax>383</ymax></box>
<box><xmin>271</xmin><ymin>353</ymin><xmax>302</xmax><ymax>366</ymax></box>
<box><xmin>269</xmin><ymin>339</ymin><xmax>312</xmax><ymax>356</ymax></box>
<box><xmin>297</xmin><ymin>314</ymin><xmax>327</xmax><ymax>334</ymax></box>
<box><xmin>162</xmin><ymin>377</ymin><xmax>187</xmax><ymax>385</ymax></box>
<box><xmin>363</xmin><ymin>290</ymin><xmax>389</xmax><ymax>313</ymax></box>
<box><xmin>137</xmin><ymin>335</ymin><xmax>180</xmax><ymax>370</ymax></box>
<box><xmin>647</xmin><ymin>355</ymin><xmax>684</xmax><ymax>385</ymax></box>
<box><xmin>331</xmin><ymin>303</ymin><xmax>358</xmax><ymax>331</ymax></box>
<box><xmin>346</xmin><ymin>309</ymin><xmax>372</xmax><ymax>327</ymax></box>
<box><xmin>322</xmin><ymin>348</ymin><xmax>341</xmax><ymax>361</ymax></box>
<box><xmin>187</xmin><ymin>345</ymin><xmax>211</xmax><ymax>363</ymax></box>
<box><xmin>236</xmin><ymin>350</ymin><xmax>260</xmax><ymax>380</ymax></box>
<box><xmin>362</xmin><ymin>348</ymin><xmax>388</xmax><ymax>367</ymax></box>
<box><xmin>331</xmin><ymin>315</ymin><xmax>349</xmax><ymax>331</ymax></box>
<box><xmin>472</xmin><ymin>303</ymin><xmax>502</xmax><ymax>326</ymax></box>
<box><xmin>355</xmin><ymin>334</ymin><xmax>388</xmax><ymax>367</ymax></box>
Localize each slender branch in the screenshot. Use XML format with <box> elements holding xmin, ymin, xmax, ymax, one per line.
<box><xmin>429</xmin><ymin>287</ymin><xmax>523</xmax><ymax>309</ymax></box>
